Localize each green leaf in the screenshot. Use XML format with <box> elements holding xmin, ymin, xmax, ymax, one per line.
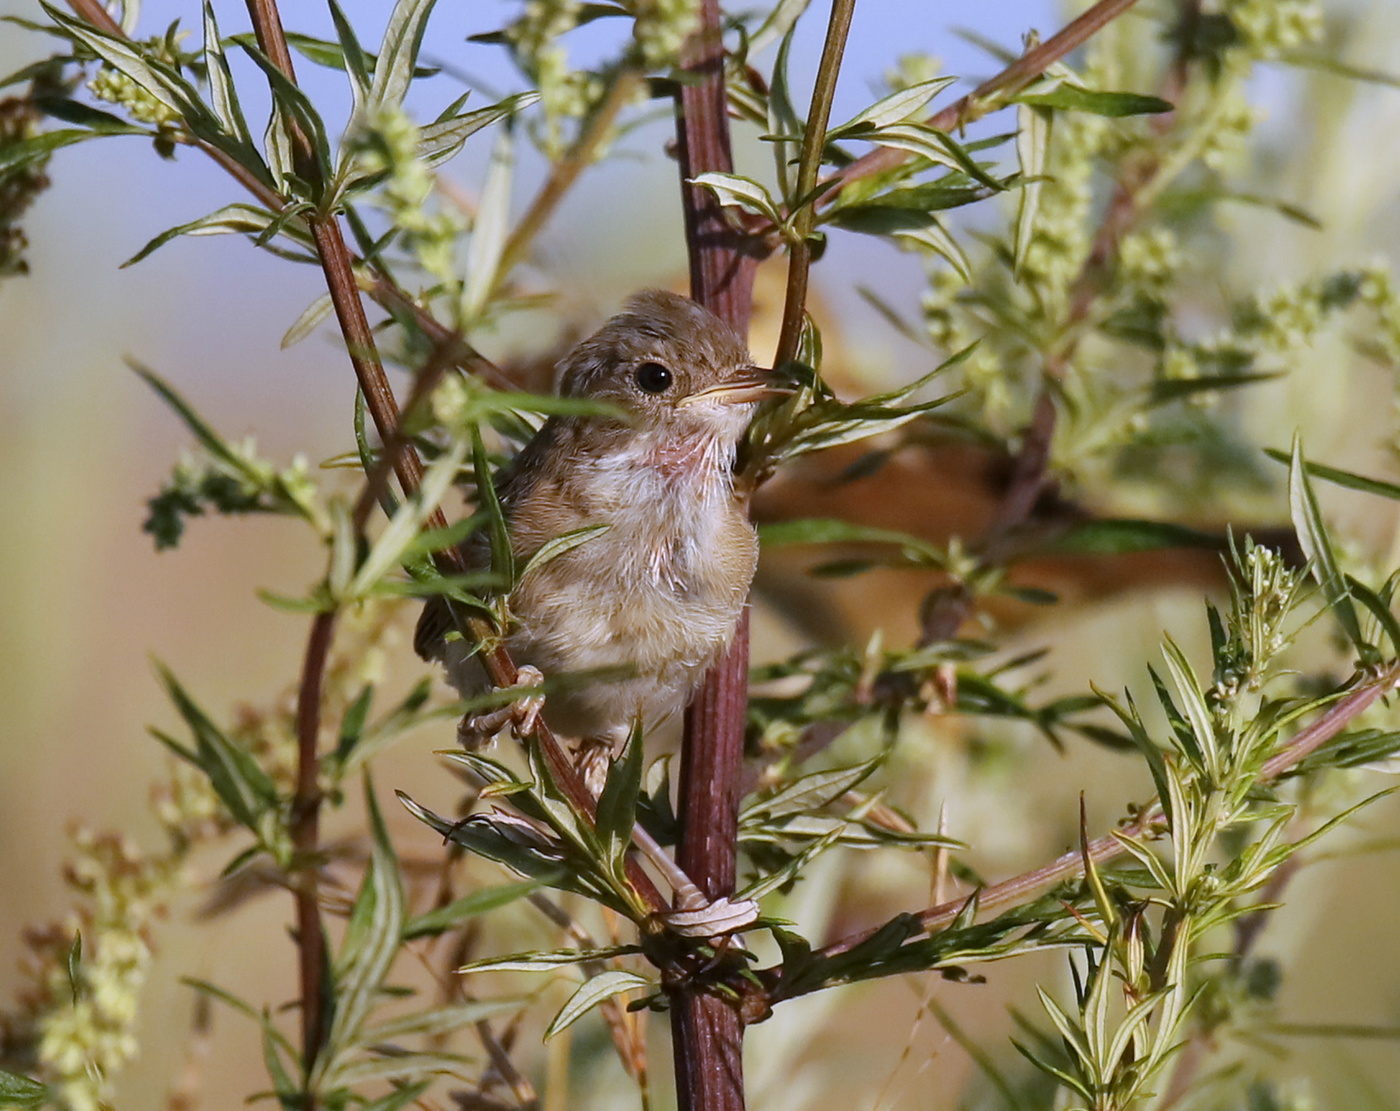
<box><xmin>0</xmin><ymin>1069</ymin><xmax>47</xmax><ymax>1109</ymax></box>
<box><xmin>458</xmin><ymin>945</ymin><xmax>642</xmax><ymax>974</ymax></box>
<box><xmin>758</xmin><ymin>517</ymin><xmax>942</xmax><ymax>562</ymax></box>
<box><xmin>741</xmin><ymin>757</ymin><xmax>881</xmax><ymax>824</ymax></box>
<box><xmin>236</xmin><ymin>42</ymin><xmax>332</xmax><ymax>190</ymax></box>
<box><xmin>348</xmin><ymin>439</ymin><xmax>468</xmax><ymax>598</ymax></box>
<box><xmin>1013</xmin><ymin>85</ymin><xmax>1174</xmax><ymax>117</ymax></box>
<box><xmin>1013</xmin><ymin>100</ymin><xmax>1050</xmax><ymax>275</ymax></box>
<box><xmin>154</xmin><ymin>664</ymin><xmax>278</xmax><ymax>831</ymax></box>
<box><xmin>1263</xmin><ymin>448</ymin><xmax>1400</xmax><ymax>502</ymax></box>
<box><xmin>403</xmin><ymin>876</ymin><xmax>559</xmax><ymax>939</ymax></box>
<box><xmin>1040</xmin><ymin>518</ymin><xmax>1219</xmax><ymax>555</ymax></box>
<box><xmin>472</xmin><ymin>427</ymin><xmax>514</xmax><ymax>586</ymax></box>
<box><xmin>688</xmin><ymin>171</ymin><xmax>783</xmax><ymax>225</ymax></box>
<box><xmin>281</xmin><ymin>292</ymin><xmax>335</xmax><ymax>348</ymax></box>
<box><xmin>202</xmin><ymin>2</ymin><xmax>253</xmax><ymax>148</ymax></box>
<box><xmin>359</xmin><ymin>1082</ymin><xmax>431</xmax><ymax>1111</ymax></box>
<box><xmin>1346</xmin><ymin>575</ymin><xmax>1400</xmax><ymax>658</ymax></box>
<box><xmin>0</xmin><ymin>124</ymin><xmax>144</xmax><ymax>175</ymax></box>
<box><xmin>418</xmin><ymin>91</ymin><xmax>537</xmax><ymax>167</ymax></box>
<box><xmin>326</xmin><ymin>0</ymin><xmax>371</xmax><ymax>107</ymax></box>
<box><xmin>181</xmin><ymin>977</ymin><xmax>299</xmax><ymax>1057</ymax></box>
<box><xmin>1288</xmin><ymin>437</ymin><xmax>1368</xmax><ymax>657</ymax></box>
<box><xmin>1148</xmin><ymin>371</ymin><xmax>1277</xmax><ymax>404</ymax></box>
<box><xmin>594</xmin><ymin>725</ymin><xmax>645</xmax><ymax>874</ymax></box>
<box><xmin>332</xmin><ymin>1051</ymin><xmax>474</xmax><ymax>1086</ymax></box>
<box><xmin>316</xmin><ymin>777</ymin><xmax>407</xmax><ymax>1089</ymax></box>
<box><xmin>749</xmin><ymin>0</ymin><xmax>815</xmax><ymax>55</ymax></box>
<box><xmin>122</xmin><ymin>203</ymin><xmax>300</xmax><ymax>268</ymax></box>
<box><xmin>826</xmin><ymin>77</ymin><xmax>958</xmax><ymax>140</ymax></box>
<box><xmin>461</xmin><ymin>124</ymin><xmax>514</xmax><ymax>317</ymax></box>
<box><xmin>517</xmin><ymin>524</ymin><xmax>611</xmax><ymax>582</ymax></box>
<box><xmin>545</xmin><ymin>970</ymin><xmax>654</xmax><ymax>1040</ymax></box>
<box><xmin>364</xmin><ymin>998</ymin><xmax>529</xmax><ymax>1041</ymax></box>
<box><xmin>368</xmin><ymin>0</ymin><xmax>440</xmax><ymax>112</ymax></box>
<box><xmin>739</xmin><ymin>825</ymin><xmax>847</xmax><ymax>902</ymax></box>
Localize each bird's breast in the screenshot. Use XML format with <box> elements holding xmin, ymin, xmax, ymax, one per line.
<box><xmin>506</xmin><ymin>442</ymin><xmax>757</xmax><ymax>674</ymax></box>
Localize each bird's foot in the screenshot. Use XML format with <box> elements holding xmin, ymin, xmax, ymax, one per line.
<box><xmin>457</xmin><ymin>665</ymin><xmax>546</xmax><ymax>749</ymax></box>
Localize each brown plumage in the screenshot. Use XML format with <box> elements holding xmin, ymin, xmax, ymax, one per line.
<box><xmin>415</xmin><ymin>290</ymin><xmax>779</xmax><ymax>744</ymax></box>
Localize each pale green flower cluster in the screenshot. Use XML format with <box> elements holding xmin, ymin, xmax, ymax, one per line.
<box><xmin>87</xmin><ymin>65</ymin><xmax>178</xmax><ymax>127</ymax></box>
<box><xmin>1199</xmin><ymin>82</ymin><xmax>1259</xmax><ymax>173</ymax></box>
<box><xmin>349</xmin><ymin>105</ymin><xmax>465</xmax><ymax>290</ymax></box>
<box><xmin>1355</xmin><ymin>263</ymin><xmax>1400</xmax><ymax>364</ymax></box>
<box><xmin>34</xmin><ymin>830</ymin><xmax>179</xmax><ymax>1111</ymax></box>
<box><xmin>633</xmin><ymin>0</ymin><xmax>701</xmax><ymax>68</ymax></box>
<box><xmin>920</xmin><ymin>266</ymin><xmax>1014</xmax><ymax>423</ymax></box>
<box><xmin>1226</xmin><ymin>0</ymin><xmax>1325</xmax><ymax>56</ymax></box>
<box><xmin>1118</xmin><ymin>227</ymin><xmax>1181</xmax><ymax>295</ymax></box>
<box><xmin>506</xmin><ymin>0</ymin><xmax>600</xmax><ymax>155</ymax></box>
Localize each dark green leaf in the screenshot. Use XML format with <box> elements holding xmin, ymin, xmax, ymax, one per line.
<box><xmin>0</xmin><ymin>1068</ymin><xmax>47</xmax><ymax>1109</ymax></box>
<box><xmin>472</xmin><ymin>427</ymin><xmax>514</xmax><ymax>585</ymax></box>
<box><xmin>1288</xmin><ymin>438</ymin><xmax>1369</xmax><ymax>659</ymax></box>
<box><xmin>404</xmin><ymin>876</ymin><xmax>560</xmax><ymax>939</ymax></box>
<box><xmin>1149</xmin><ymin>371</ymin><xmax>1277</xmax><ymax>404</ymax></box>
<box><xmin>1014</xmin><ymin>85</ymin><xmax>1174</xmax><ymax>117</ymax></box>
<box><xmin>1347</xmin><ymin>575</ymin><xmax>1400</xmax><ymax>658</ymax></box>
<box><xmin>0</xmin><ymin>124</ymin><xmax>144</xmax><ymax>174</ymax></box>
<box><xmin>155</xmin><ymin>664</ymin><xmax>278</xmax><ymax>830</ymax></box>
<box><xmin>325</xmin><ymin>0</ymin><xmax>371</xmax><ymax>105</ymax></box>
<box><xmin>318</xmin><ymin>777</ymin><xmax>407</xmax><ymax>1088</ymax></box>
<box><xmin>121</xmin><ymin>203</ymin><xmax>297</xmax><ymax>268</ymax></box>
<box><xmin>595</xmin><ymin>724</ymin><xmax>645</xmax><ymax>874</ymax></box>
<box><xmin>202</xmin><ymin>2</ymin><xmax>253</xmax><ymax>147</ymax></box>
<box><xmin>1264</xmin><ymin>448</ymin><xmax>1400</xmax><ymax>502</ymax></box>
<box><xmin>1041</xmin><ymin>518</ymin><xmax>1219</xmax><ymax>555</ymax></box>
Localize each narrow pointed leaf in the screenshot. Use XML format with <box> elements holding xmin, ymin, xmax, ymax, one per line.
<box><xmin>544</xmin><ymin>970</ymin><xmax>654</xmax><ymax>1040</ymax></box>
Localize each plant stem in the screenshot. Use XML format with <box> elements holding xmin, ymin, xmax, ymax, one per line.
<box><xmin>497</xmin><ymin>66</ymin><xmax>644</xmax><ymax>281</ymax></box>
<box><xmin>670</xmin><ymin>0</ymin><xmax>759</xmax><ymax>1103</ymax></box>
<box><xmin>772</xmin><ymin>0</ymin><xmax>856</xmax><ymax>369</ymax></box>
<box><xmin>291</xmin><ymin>610</ymin><xmax>335</xmax><ymax>1068</ymax></box>
<box><xmin>673</xmin><ymin>0</ymin><xmax>761</xmax><ymax>327</ymax></box>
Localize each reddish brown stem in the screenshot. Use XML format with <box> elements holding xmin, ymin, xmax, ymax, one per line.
<box><xmin>292</xmin><ymin>611</ymin><xmax>336</xmax><ymax>1066</ymax></box>
<box><xmin>671</xmin><ymin>0</ymin><xmax>757</xmax><ymax>1105</ymax></box>
<box><xmin>673</xmin><ymin>0</ymin><xmax>761</xmax><ymax>328</ymax></box>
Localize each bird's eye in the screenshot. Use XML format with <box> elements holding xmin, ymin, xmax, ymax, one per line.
<box><xmin>634</xmin><ymin>362</ymin><xmax>673</xmax><ymax>394</ymax></box>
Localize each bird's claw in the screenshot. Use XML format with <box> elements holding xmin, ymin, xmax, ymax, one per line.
<box><xmin>457</xmin><ymin>665</ymin><xmax>546</xmax><ymax>749</ymax></box>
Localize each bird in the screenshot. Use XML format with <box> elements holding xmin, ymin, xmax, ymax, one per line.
<box><xmin>414</xmin><ymin>289</ymin><xmax>784</xmax><ymax>760</ymax></box>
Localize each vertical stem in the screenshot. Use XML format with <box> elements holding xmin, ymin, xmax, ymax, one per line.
<box><xmin>292</xmin><ymin>611</ymin><xmax>336</xmax><ymax>1070</ymax></box>
<box><xmin>671</xmin><ymin>0</ymin><xmax>754</xmax><ymax>1107</ymax></box>
<box><xmin>772</xmin><ymin>0</ymin><xmax>856</xmax><ymax>368</ymax></box>
<box><xmin>674</xmin><ymin>0</ymin><xmax>762</xmax><ymax>329</ymax></box>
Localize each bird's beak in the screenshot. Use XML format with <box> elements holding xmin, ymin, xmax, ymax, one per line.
<box><xmin>679</xmin><ymin>369</ymin><xmax>793</xmax><ymax>408</ymax></box>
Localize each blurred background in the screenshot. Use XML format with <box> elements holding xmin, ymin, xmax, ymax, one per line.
<box><xmin>3</xmin><ymin>0</ymin><xmax>1400</xmax><ymax>1107</ymax></box>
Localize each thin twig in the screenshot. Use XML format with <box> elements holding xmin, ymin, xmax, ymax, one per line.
<box><xmin>771</xmin><ymin>0</ymin><xmax>856</xmax><ymax>369</ymax></box>
<box><xmin>498</xmin><ymin>67</ymin><xmax>645</xmax><ymax>281</ymax></box>
<box><xmin>818</xmin><ymin>0</ymin><xmax>1147</xmax><ymax>203</ymax></box>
